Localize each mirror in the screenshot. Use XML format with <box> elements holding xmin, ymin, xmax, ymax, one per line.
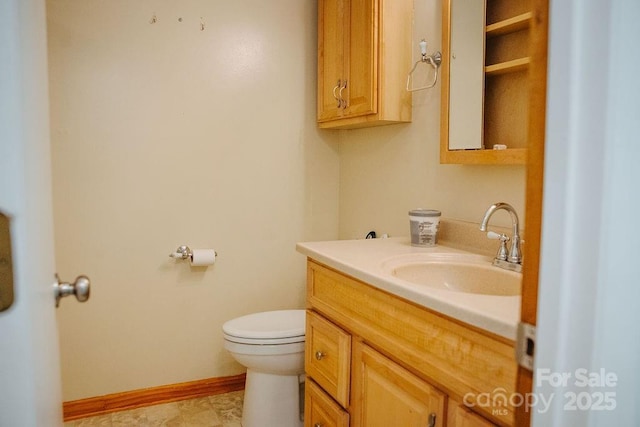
<box><xmin>448</xmin><ymin>0</ymin><xmax>485</xmax><ymax>150</ymax></box>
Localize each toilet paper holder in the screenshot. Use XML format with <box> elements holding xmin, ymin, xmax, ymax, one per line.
<box><xmin>169</xmin><ymin>245</ymin><xmax>192</xmax><ymax>260</ymax></box>
<box><xmin>169</xmin><ymin>245</ymin><xmax>218</xmax><ymax>260</ymax></box>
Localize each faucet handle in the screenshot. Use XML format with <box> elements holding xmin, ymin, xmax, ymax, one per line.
<box><xmin>486</xmin><ymin>231</ymin><xmax>509</xmax><ymax>261</ymax></box>
<box><xmin>487</xmin><ymin>231</ymin><xmax>505</xmax><ymax>240</ymax></box>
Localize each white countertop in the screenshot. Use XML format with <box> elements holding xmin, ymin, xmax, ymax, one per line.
<box><xmin>296</xmin><ymin>237</ymin><xmax>520</xmax><ymax>340</ymax></box>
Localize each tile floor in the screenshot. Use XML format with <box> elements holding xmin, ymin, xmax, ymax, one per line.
<box><xmin>63</xmin><ymin>390</ymin><xmax>243</xmax><ymax>427</ymax></box>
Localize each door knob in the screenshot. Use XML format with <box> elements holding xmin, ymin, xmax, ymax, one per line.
<box><xmin>54</xmin><ymin>273</ymin><xmax>91</xmax><ymax>307</ymax></box>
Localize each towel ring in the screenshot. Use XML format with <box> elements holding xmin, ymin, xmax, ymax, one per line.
<box><xmin>406</xmin><ymin>40</ymin><xmax>442</xmax><ymax>92</ymax></box>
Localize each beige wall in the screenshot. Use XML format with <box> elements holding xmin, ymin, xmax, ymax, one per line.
<box><xmin>337</xmin><ymin>0</ymin><xmax>526</xmax><ymax>239</ymax></box>
<box><xmin>47</xmin><ymin>0</ymin><xmax>340</xmax><ymax>401</ymax></box>
<box><xmin>48</xmin><ymin>0</ymin><xmax>526</xmax><ymax>402</ymax></box>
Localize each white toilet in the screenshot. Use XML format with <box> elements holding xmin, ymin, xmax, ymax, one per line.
<box><xmin>223</xmin><ymin>309</ymin><xmax>306</xmax><ymax>427</ymax></box>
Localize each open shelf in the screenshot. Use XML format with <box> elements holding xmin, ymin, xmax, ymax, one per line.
<box><xmin>486</xmin><ymin>12</ymin><xmax>532</xmax><ymax>38</ymax></box>
<box><xmin>485</xmin><ymin>57</ymin><xmax>530</xmax><ymax>75</ymax></box>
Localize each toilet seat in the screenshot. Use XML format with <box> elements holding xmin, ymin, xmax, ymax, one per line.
<box><xmin>223</xmin><ymin>309</ymin><xmax>305</xmax><ymax>345</ymax></box>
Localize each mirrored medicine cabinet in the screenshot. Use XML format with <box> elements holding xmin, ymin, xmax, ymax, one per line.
<box><xmin>440</xmin><ymin>0</ymin><xmax>532</xmax><ymax>165</ymax></box>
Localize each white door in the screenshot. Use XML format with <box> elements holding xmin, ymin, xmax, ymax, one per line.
<box><xmin>0</xmin><ymin>0</ymin><xmax>65</xmax><ymax>425</ymax></box>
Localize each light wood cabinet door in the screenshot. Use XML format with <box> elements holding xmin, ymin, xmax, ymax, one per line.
<box><xmin>448</xmin><ymin>403</ymin><xmax>498</xmax><ymax>427</ymax></box>
<box><xmin>318</xmin><ymin>0</ymin><xmax>376</xmax><ymax>122</ymax></box>
<box><xmin>343</xmin><ymin>0</ymin><xmax>376</xmax><ymax>118</ymax></box>
<box><xmin>351</xmin><ymin>341</ymin><xmax>446</xmax><ymax>427</ymax></box>
<box><xmin>305</xmin><ymin>380</ymin><xmax>350</xmax><ymax>427</ymax></box>
<box><xmin>306</xmin><ymin>311</ymin><xmax>351</xmax><ymax>408</ymax></box>
<box><xmin>318</xmin><ymin>0</ymin><xmax>348</xmax><ymax>122</ymax></box>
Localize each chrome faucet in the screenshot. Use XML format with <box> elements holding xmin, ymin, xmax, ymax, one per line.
<box><xmin>480</xmin><ymin>202</ymin><xmax>522</xmax><ymax>272</ymax></box>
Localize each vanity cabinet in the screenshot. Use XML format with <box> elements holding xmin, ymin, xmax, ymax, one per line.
<box><xmin>304</xmin><ymin>259</ymin><xmax>515</xmax><ymax>427</ymax></box>
<box><xmin>441</xmin><ymin>0</ymin><xmax>533</xmax><ymax>165</ymax></box>
<box><xmin>317</xmin><ymin>0</ymin><xmax>412</xmax><ymax>129</ymax></box>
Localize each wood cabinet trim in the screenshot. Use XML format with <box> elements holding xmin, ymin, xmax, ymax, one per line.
<box><xmin>515</xmin><ymin>0</ymin><xmax>549</xmax><ymax>425</ymax></box>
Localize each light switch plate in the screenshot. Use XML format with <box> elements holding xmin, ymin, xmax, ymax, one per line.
<box><xmin>516</xmin><ymin>321</ymin><xmax>536</xmax><ymax>371</ymax></box>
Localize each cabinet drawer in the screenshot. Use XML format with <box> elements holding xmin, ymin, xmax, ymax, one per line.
<box><xmin>305</xmin><ymin>379</ymin><xmax>349</xmax><ymax>427</ymax></box>
<box><xmin>306</xmin><ymin>310</ymin><xmax>351</xmax><ymax>408</ymax></box>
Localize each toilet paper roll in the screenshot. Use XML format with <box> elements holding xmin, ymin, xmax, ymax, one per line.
<box><xmin>189</xmin><ymin>249</ymin><xmax>217</xmax><ymax>267</ymax></box>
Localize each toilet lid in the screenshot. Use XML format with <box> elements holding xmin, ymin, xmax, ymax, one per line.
<box><xmin>223</xmin><ymin>310</ymin><xmax>305</xmax><ymax>345</ymax></box>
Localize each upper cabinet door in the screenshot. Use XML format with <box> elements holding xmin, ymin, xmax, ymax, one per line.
<box><xmin>318</xmin><ymin>0</ymin><xmax>348</xmax><ymax>122</ymax></box>
<box><xmin>317</xmin><ymin>0</ymin><xmax>412</xmax><ymax>129</ymax></box>
<box><xmin>343</xmin><ymin>0</ymin><xmax>377</xmax><ymax>118</ymax></box>
<box><xmin>317</xmin><ymin>0</ymin><xmax>376</xmax><ymax>122</ymax></box>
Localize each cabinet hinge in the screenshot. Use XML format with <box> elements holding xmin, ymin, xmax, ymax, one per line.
<box><xmin>516</xmin><ymin>322</ymin><xmax>536</xmax><ymax>371</ymax></box>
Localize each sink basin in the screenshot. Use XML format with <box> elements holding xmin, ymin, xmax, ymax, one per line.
<box><xmin>381</xmin><ymin>253</ymin><xmax>522</xmax><ymax>296</ymax></box>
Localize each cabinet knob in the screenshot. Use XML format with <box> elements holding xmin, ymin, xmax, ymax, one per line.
<box><xmin>427</xmin><ymin>412</ymin><xmax>437</xmax><ymax>427</ymax></box>
<box><xmin>315</xmin><ymin>350</ymin><xmax>326</xmax><ymax>361</ymax></box>
<box><xmin>314</xmin><ymin>423</ymin><xmax>323</xmax><ymax>427</ymax></box>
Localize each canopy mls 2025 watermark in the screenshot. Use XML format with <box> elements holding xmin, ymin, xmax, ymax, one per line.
<box><xmin>462</xmin><ymin>368</ymin><xmax>618</xmax><ymax>416</ymax></box>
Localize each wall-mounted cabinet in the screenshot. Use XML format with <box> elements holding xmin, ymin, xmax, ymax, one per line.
<box><xmin>441</xmin><ymin>0</ymin><xmax>532</xmax><ymax>165</ymax></box>
<box><xmin>317</xmin><ymin>0</ymin><xmax>413</xmax><ymax>129</ymax></box>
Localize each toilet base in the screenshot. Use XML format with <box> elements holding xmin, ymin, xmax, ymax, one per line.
<box><xmin>242</xmin><ymin>369</ymin><xmax>303</xmax><ymax>427</ymax></box>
